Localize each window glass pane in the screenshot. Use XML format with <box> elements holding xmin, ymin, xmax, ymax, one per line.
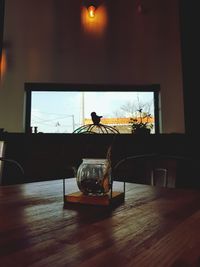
<box><xmin>30</xmin><ymin>91</ymin><xmax>155</xmax><ymax>134</ymax></box>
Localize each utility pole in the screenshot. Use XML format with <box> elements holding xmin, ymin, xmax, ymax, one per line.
<box><xmin>81</xmin><ymin>92</ymin><xmax>85</xmax><ymax>125</ymax></box>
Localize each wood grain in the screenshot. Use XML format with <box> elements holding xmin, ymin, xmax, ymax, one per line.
<box><xmin>0</xmin><ymin>179</ymin><xmax>200</xmax><ymax>266</ymax></box>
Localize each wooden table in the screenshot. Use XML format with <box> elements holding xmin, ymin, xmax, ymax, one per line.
<box><xmin>1</xmin><ymin>179</ymin><xmax>200</xmax><ymax>267</ymax></box>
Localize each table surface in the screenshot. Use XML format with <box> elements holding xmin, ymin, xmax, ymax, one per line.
<box><xmin>1</xmin><ymin>179</ymin><xmax>200</xmax><ymax>267</ymax></box>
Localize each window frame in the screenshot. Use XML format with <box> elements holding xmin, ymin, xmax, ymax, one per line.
<box><xmin>24</xmin><ymin>82</ymin><xmax>160</xmax><ymax>134</ymax></box>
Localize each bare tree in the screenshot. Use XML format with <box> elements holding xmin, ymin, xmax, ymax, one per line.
<box><xmin>113</xmin><ymin>97</ymin><xmax>153</xmax><ymax>118</ymax></box>
<box><xmin>120</xmin><ymin>101</ymin><xmax>137</xmax><ymax>117</ymax></box>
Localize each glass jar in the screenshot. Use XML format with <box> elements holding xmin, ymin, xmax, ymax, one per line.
<box><xmin>76</xmin><ymin>158</ymin><xmax>111</xmax><ymax>195</ymax></box>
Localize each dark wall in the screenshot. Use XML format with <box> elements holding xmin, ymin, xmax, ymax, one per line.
<box><xmin>0</xmin><ymin>0</ymin><xmax>5</xmax><ymax>71</ymax></box>
<box><xmin>0</xmin><ymin>0</ymin><xmax>185</xmax><ymax>133</ymax></box>
<box><xmin>1</xmin><ymin>1</ymin><xmax>197</xmax><ymax>133</ymax></box>
<box><xmin>180</xmin><ymin>1</ymin><xmax>199</xmax><ymax>135</ymax></box>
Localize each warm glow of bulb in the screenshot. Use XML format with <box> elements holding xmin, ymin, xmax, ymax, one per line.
<box><xmin>0</xmin><ymin>49</ymin><xmax>6</xmax><ymax>81</ymax></box>
<box><xmin>88</xmin><ymin>5</ymin><xmax>95</xmax><ymax>18</ymax></box>
<box><xmin>81</xmin><ymin>5</ymin><xmax>108</xmax><ymax>35</ymax></box>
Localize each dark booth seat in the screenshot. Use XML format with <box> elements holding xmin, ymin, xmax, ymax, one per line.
<box><xmin>0</xmin><ymin>133</ymin><xmax>199</xmax><ymax>188</ymax></box>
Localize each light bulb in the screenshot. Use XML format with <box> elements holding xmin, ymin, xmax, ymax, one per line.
<box><xmin>88</xmin><ymin>5</ymin><xmax>95</xmax><ymax>18</ymax></box>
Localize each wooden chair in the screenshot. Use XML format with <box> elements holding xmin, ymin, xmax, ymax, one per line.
<box><xmin>112</xmin><ymin>153</ymin><xmax>158</xmax><ymax>186</ymax></box>
<box><xmin>0</xmin><ymin>141</ymin><xmax>25</xmax><ymax>185</ymax></box>
<box><xmin>112</xmin><ymin>153</ymin><xmax>193</xmax><ymax>188</ymax></box>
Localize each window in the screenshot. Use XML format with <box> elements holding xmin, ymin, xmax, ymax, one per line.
<box><xmin>25</xmin><ymin>83</ymin><xmax>160</xmax><ymax>134</ymax></box>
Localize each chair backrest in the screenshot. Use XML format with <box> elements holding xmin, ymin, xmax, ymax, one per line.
<box><xmin>112</xmin><ymin>153</ymin><xmax>157</xmax><ymax>185</ymax></box>
<box><xmin>0</xmin><ymin>156</ymin><xmax>25</xmax><ymax>185</ymax></box>
<box><xmin>112</xmin><ymin>153</ymin><xmax>192</xmax><ymax>188</ymax></box>
<box><xmin>0</xmin><ymin>141</ymin><xmax>25</xmax><ymax>185</ymax></box>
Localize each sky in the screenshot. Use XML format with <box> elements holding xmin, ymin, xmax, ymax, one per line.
<box><xmin>31</xmin><ymin>91</ymin><xmax>154</xmax><ymax>133</ymax></box>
